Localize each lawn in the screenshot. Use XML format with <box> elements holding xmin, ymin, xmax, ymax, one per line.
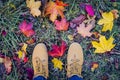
<box><xmin>0</xmin><ymin>0</ymin><xmax>120</xmax><ymax>80</ymax></box>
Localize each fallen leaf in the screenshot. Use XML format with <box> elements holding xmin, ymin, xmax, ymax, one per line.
<box><xmin>98</xmin><ymin>12</ymin><xmax>114</xmax><ymax>31</ymax></box>
<box><xmin>54</xmin><ymin>18</ymin><xmax>69</xmax><ymax>31</ymax></box>
<box><xmin>55</xmin><ymin>0</ymin><xmax>68</xmax><ymax>6</ymax></box>
<box><xmin>92</xmin><ymin>35</ymin><xmax>115</xmax><ymax>53</ymax></box>
<box><xmin>45</xmin><ymin>0</ymin><xmax>67</xmax><ymax>22</ymax></box>
<box><xmin>48</xmin><ymin>41</ymin><xmax>67</xmax><ymax>57</ymax></box>
<box><xmin>111</xmin><ymin>9</ymin><xmax>119</xmax><ymax>19</ymax></box>
<box><xmin>85</xmin><ymin>4</ymin><xmax>94</xmax><ymax>16</ymax></box>
<box><xmin>26</xmin><ymin>0</ymin><xmax>41</xmax><ymax>17</ymax></box>
<box><xmin>19</xmin><ymin>20</ymin><xmax>35</xmax><ymax>37</ymax></box>
<box><xmin>21</xmin><ymin>43</ymin><xmax>28</xmax><ymax>53</ymax></box>
<box><xmin>23</xmin><ymin>57</ymin><xmax>28</xmax><ymax>63</ymax></box>
<box><xmin>17</xmin><ymin>50</ymin><xmax>24</xmax><ymax>59</ymax></box>
<box><xmin>17</xmin><ymin>43</ymin><xmax>28</xmax><ymax>62</ymax></box>
<box><xmin>3</xmin><ymin>57</ymin><xmax>12</xmax><ymax>74</ymax></box>
<box><xmin>26</xmin><ymin>38</ymin><xmax>35</xmax><ymax>44</ymax></box>
<box><xmin>70</xmin><ymin>14</ymin><xmax>86</xmax><ymax>25</ymax></box>
<box><xmin>52</xmin><ymin>58</ymin><xmax>63</xmax><ymax>70</ymax></box>
<box><xmin>67</xmin><ymin>34</ymin><xmax>74</xmax><ymax>40</ymax></box>
<box><xmin>91</xmin><ymin>62</ymin><xmax>99</xmax><ymax>72</ymax></box>
<box><xmin>77</xmin><ymin>19</ymin><xmax>95</xmax><ymax>38</ymax></box>
<box><xmin>92</xmin><ymin>32</ymin><xmax>100</xmax><ymax>38</ymax></box>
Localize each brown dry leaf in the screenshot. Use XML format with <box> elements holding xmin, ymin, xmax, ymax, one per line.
<box><xmin>26</xmin><ymin>0</ymin><xmax>41</xmax><ymax>17</ymax></box>
<box><xmin>111</xmin><ymin>9</ymin><xmax>119</xmax><ymax>19</ymax></box>
<box><xmin>26</xmin><ymin>38</ymin><xmax>35</xmax><ymax>44</ymax></box>
<box><xmin>77</xmin><ymin>19</ymin><xmax>95</xmax><ymax>38</ymax></box>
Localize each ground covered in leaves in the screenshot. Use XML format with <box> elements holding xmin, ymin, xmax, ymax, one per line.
<box><xmin>0</xmin><ymin>0</ymin><xmax>120</xmax><ymax>80</ymax></box>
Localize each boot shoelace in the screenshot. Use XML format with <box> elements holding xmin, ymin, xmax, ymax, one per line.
<box><xmin>35</xmin><ymin>57</ymin><xmax>48</xmax><ymax>77</ymax></box>
<box><xmin>67</xmin><ymin>58</ymin><xmax>82</xmax><ymax>77</ymax></box>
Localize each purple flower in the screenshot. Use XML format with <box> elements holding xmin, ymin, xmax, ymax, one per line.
<box><xmin>85</xmin><ymin>4</ymin><xmax>94</xmax><ymax>16</ymax></box>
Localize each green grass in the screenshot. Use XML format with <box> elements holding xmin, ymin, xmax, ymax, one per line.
<box><xmin>0</xmin><ymin>0</ymin><xmax>120</xmax><ymax>80</ymax></box>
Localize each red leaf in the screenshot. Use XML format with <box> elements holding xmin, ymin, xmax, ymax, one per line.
<box><xmin>48</xmin><ymin>41</ymin><xmax>67</xmax><ymax>57</ymax></box>
<box><xmin>19</xmin><ymin>20</ymin><xmax>35</xmax><ymax>37</ymax></box>
<box><xmin>23</xmin><ymin>57</ymin><xmax>28</xmax><ymax>63</ymax></box>
<box><xmin>54</xmin><ymin>18</ymin><xmax>69</xmax><ymax>31</ymax></box>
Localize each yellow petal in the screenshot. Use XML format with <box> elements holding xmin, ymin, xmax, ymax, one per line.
<box><xmin>21</xmin><ymin>43</ymin><xmax>28</xmax><ymax>53</ymax></box>
<box><xmin>52</xmin><ymin>58</ymin><xmax>63</xmax><ymax>70</ymax></box>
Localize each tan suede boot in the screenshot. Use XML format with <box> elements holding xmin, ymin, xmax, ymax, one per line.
<box><xmin>32</xmin><ymin>43</ymin><xmax>48</xmax><ymax>78</ymax></box>
<box><xmin>67</xmin><ymin>42</ymin><xmax>84</xmax><ymax>78</ymax></box>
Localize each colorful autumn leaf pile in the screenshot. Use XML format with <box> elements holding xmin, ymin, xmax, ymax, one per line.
<box><xmin>1</xmin><ymin>0</ymin><xmax>119</xmax><ymax>77</ymax></box>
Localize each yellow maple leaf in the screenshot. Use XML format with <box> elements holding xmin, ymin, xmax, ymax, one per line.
<box><xmin>92</xmin><ymin>35</ymin><xmax>115</xmax><ymax>53</ymax></box>
<box><xmin>21</xmin><ymin>43</ymin><xmax>28</xmax><ymax>53</ymax></box>
<box><xmin>45</xmin><ymin>0</ymin><xmax>67</xmax><ymax>22</ymax></box>
<box><xmin>26</xmin><ymin>0</ymin><xmax>41</xmax><ymax>17</ymax></box>
<box><xmin>98</xmin><ymin>12</ymin><xmax>114</xmax><ymax>31</ymax></box>
<box><xmin>52</xmin><ymin>58</ymin><xmax>63</xmax><ymax>70</ymax></box>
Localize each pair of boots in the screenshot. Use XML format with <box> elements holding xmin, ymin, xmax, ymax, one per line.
<box><xmin>32</xmin><ymin>42</ymin><xmax>84</xmax><ymax>79</ymax></box>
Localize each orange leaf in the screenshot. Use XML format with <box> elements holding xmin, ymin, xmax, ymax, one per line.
<box><xmin>77</xmin><ymin>19</ymin><xmax>95</xmax><ymax>38</ymax></box>
<box><xmin>45</xmin><ymin>0</ymin><xmax>66</xmax><ymax>22</ymax></box>
<box><xmin>56</xmin><ymin>0</ymin><xmax>68</xmax><ymax>6</ymax></box>
<box><xmin>54</xmin><ymin>18</ymin><xmax>69</xmax><ymax>31</ymax></box>
<box><xmin>91</xmin><ymin>62</ymin><xmax>99</xmax><ymax>72</ymax></box>
<box><xmin>19</xmin><ymin>20</ymin><xmax>35</xmax><ymax>37</ymax></box>
<box><xmin>48</xmin><ymin>41</ymin><xmax>67</xmax><ymax>57</ymax></box>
